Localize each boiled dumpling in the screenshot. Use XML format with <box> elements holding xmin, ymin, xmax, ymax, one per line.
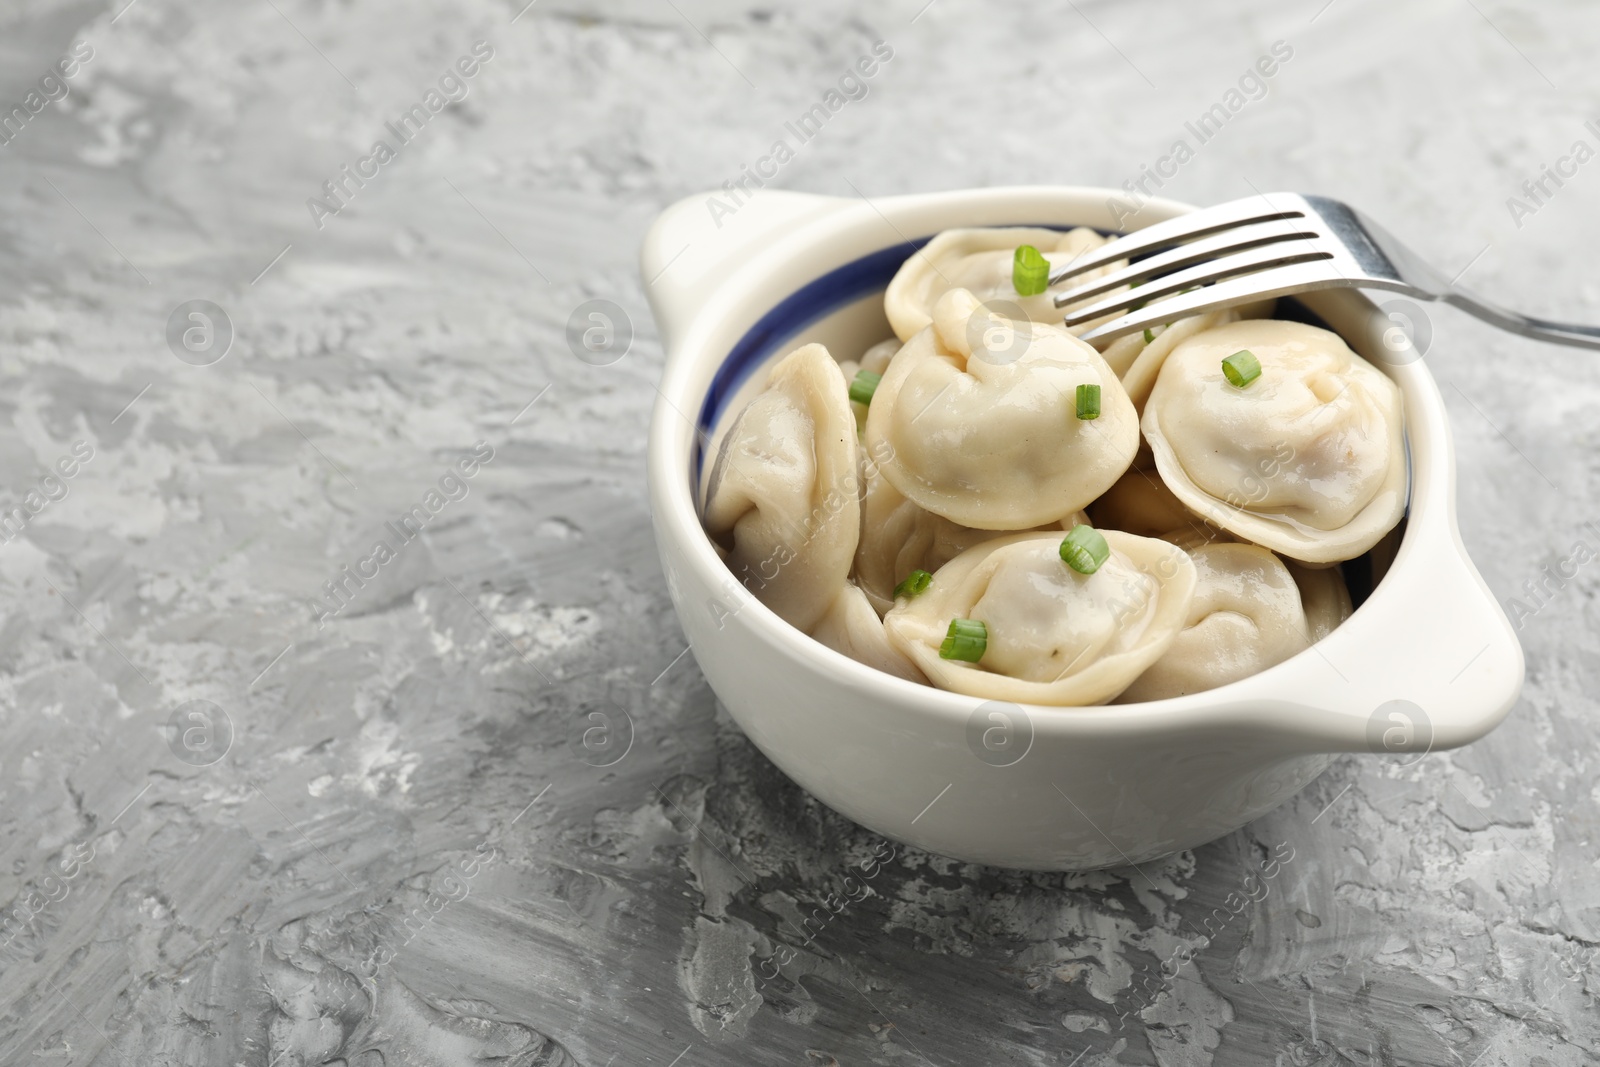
<box><xmin>853</xmin><ymin>461</ymin><xmax>1085</xmax><ymax>617</ymax></box>
<box><xmin>1100</xmin><ymin>298</ymin><xmax>1277</xmax><ymax>381</ymax></box>
<box><xmin>841</xmin><ymin>338</ymin><xmax>904</xmax><ymax>432</ymax></box>
<box><xmin>1142</xmin><ymin>320</ymin><xmax>1406</xmax><ymax>564</ymax></box>
<box><xmin>865</xmin><ymin>288</ymin><xmax>1139</xmax><ymax>531</ymax></box>
<box><xmin>883</xmin><ymin>530</ymin><xmax>1197</xmax><ymax>706</ymax></box>
<box><xmin>884</xmin><ymin>227</ymin><xmax>1128</xmax><ymax>342</ymax></box>
<box><xmin>858</xmin><ymin>337</ymin><xmax>901</xmax><ymax>376</ymax></box>
<box><xmin>1287</xmin><ymin>560</ymin><xmax>1353</xmax><ymax>641</ymax></box>
<box><xmin>855</xmin><ymin>458</ymin><xmax>1098</xmax><ymax>617</ymax></box>
<box><xmin>1116</xmin><ymin>543</ymin><xmax>1315</xmax><ymax>703</ymax></box>
<box><xmin>854</xmin><ymin>464</ymin><xmax>1002</xmax><ymax>616</ymax></box>
<box><xmin>1099</xmin><ymin>309</ymin><xmax>1240</xmax><ymax>408</ymax></box>
<box><xmin>1090</xmin><ymin>468</ymin><xmax>1221</xmax><ymax>544</ymax></box>
<box><xmin>703</xmin><ymin>343</ymin><xmax>860</xmax><ymax>631</ymax></box>
<box><xmin>810</xmin><ymin>582</ymin><xmax>928</xmax><ymax>684</ymax></box>
<box><xmin>839</xmin><ymin>337</ymin><xmax>902</xmax><ymax>383</ymax></box>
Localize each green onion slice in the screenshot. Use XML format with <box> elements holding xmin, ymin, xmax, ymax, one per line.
<box><xmin>894</xmin><ymin>569</ymin><xmax>933</xmax><ymax>599</ymax></box>
<box><xmin>1075</xmin><ymin>383</ymin><xmax>1101</xmax><ymax>421</ymax></box>
<box><xmin>939</xmin><ymin>618</ymin><xmax>988</xmax><ymax>662</ymax></box>
<box><xmin>1059</xmin><ymin>524</ymin><xmax>1110</xmax><ymax>575</ymax></box>
<box><xmin>1222</xmin><ymin>349</ymin><xmax>1262</xmax><ymax>388</ymax></box>
<box><xmin>1143</xmin><ymin>327</ymin><xmax>1156</xmax><ymax>344</ymax></box>
<box><xmin>1012</xmin><ymin>245</ymin><xmax>1050</xmax><ymax>296</ymax></box>
<box><xmin>849</xmin><ymin>370</ymin><xmax>881</xmax><ymax>406</ymax></box>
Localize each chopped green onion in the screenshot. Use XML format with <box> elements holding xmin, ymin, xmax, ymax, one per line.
<box><xmin>849</xmin><ymin>370</ymin><xmax>882</xmax><ymax>406</ymax></box>
<box><xmin>894</xmin><ymin>569</ymin><xmax>933</xmax><ymax>599</ymax></box>
<box><xmin>1221</xmin><ymin>349</ymin><xmax>1262</xmax><ymax>388</ymax></box>
<box><xmin>1143</xmin><ymin>327</ymin><xmax>1156</xmax><ymax>344</ymax></box>
<box><xmin>1075</xmin><ymin>383</ymin><xmax>1101</xmax><ymax>421</ymax></box>
<box><xmin>1013</xmin><ymin>245</ymin><xmax>1050</xmax><ymax>296</ymax></box>
<box><xmin>1059</xmin><ymin>524</ymin><xmax>1110</xmax><ymax>575</ymax></box>
<box><xmin>939</xmin><ymin>618</ymin><xmax>988</xmax><ymax>662</ymax></box>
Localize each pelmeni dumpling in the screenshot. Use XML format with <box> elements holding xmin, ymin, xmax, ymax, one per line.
<box><xmin>883</xmin><ymin>530</ymin><xmax>1197</xmax><ymax>706</ymax></box>
<box><xmin>1142</xmin><ymin>320</ymin><xmax>1406</xmax><ymax>564</ymax></box>
<box><xmin>1116</xmin><ymin>543</ymin><xmax>1314</xmax><ymax>703</ymax></box>
<box><xmin>854</xmin><ymin>465</ymin><xmax>1001</xmax><ymax>616</ymax></box>
<box><xmin>855</xmin><ymin>458</ymin><xmax>1093</xmax><ymax>617</ymax></box>
<box><xmin>703</xmin><ymin>344</ymin><xmax>861</xmax><ymax>632</ymax></box>
<box><xmin>1100</xmin><ymin>311</ymin><xmax>1248</xmax><ymax>474</ymax></box>
<box><xmin>839</xmin><ymin>337</ymin><xmax>902</xmax><ymax>383</ymax></box>
<box><xmin>1099</xmin><ymin>298</ymin><xmax>1277</xmax><ymax>380</ymax></box>
<box><xmin>865</xmin><ymin>288</ymin><xmax>1139</xmax><ymax>530</ymax></box>
<box><xmin>842</xmin><ymin>338</ymin><xmax>905</xmax><ymax>431</ymax></box>
<box><xmin>1090</xmin><ymin>468</ymin><xmax>1219</xmax><ymax>543</ymax></box>
<box><xmin>859</xmin><ymin>337</ymin><xmax>901</xmax><ymax>376</ymax></box>
<box><xmin>810</xmin><ymin>583</ymin><xmax>928</xmax><ymax>684</ymax></box>
<box><xmin>1287</xmin><ymin>561</ymin><xmax>1353</xmax><ymax>641</ymax></box>
<box><xmin>884</xmin><ymin>227</ymin><xmax>1127</xmax><ymax>342</ymax></box>
<box><xmin>1099</xmin><ymin>310</ymin><xmax>1240</xmax><ymax>408</ymax></box>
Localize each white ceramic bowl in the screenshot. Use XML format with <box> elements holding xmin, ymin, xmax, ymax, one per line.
<box><xmin>642</xmin><ymin>186</ymin><xmax>1522</xmax><ymax>871</ymax></box>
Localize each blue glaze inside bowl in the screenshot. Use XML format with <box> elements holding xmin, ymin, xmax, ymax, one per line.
<box><xmin>695</xmin><ymin>236</ymin><xmax>942</xmax><ymax>444</ymax></box>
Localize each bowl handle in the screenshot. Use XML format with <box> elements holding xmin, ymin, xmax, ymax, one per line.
<box><xmin>640</xmin><ymin>189</ymin><xmax>844</xmax><ymax>353</ymax></box>
<box><xmin>1288</xmin><ymin>518</ymin><xmax>1524</xmax><ymax>756</ymax></box>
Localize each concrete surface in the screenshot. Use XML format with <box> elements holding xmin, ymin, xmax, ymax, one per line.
<box><xmin>0</xmin><ymin>0</ymin><xmax>1596</xmax><ymax>1064</ymax></box>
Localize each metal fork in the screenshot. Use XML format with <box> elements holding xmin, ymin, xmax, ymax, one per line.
<box><xmin>1051</xmin><ymin>192</ymin><xmax>1600</xmax><ymax>349</ymax></box>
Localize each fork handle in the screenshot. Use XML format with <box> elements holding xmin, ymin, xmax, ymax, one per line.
<box><xmin>1441</xmin><ymin>287</ymin><xmax>1600</xmax><ymax>350</ymax></box>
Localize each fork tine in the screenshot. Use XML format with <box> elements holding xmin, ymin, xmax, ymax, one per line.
<box><xmin>1075</xmin><ymin>261</ymin><xmax>1364</xmax><ymax>345</ymax></box>
<box><xmin>1052</xmin><ymin>219</ymin><xmax>1324</xmax><ymax>309</ymax></box>
<box><xmin>1050</xmin><ymin>193</ymin><xmax>1314</xmax><ymax>285</ymax></box>
<box><xmin>1061</xmin><ymin>243</ymin><xmax>1335</xmax><ymax>328</ymax></box>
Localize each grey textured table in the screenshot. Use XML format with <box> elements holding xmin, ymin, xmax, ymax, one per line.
<box><xmin>0</xmin><ymin>1</ymin><xmax>1596</xmax><ymax>1064</ymax></box>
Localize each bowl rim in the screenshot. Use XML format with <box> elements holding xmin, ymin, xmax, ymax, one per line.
<box><xmin>645</xmin><ymin>184</ymin><xmax>1521</xmax><ymax>751</ymax></box>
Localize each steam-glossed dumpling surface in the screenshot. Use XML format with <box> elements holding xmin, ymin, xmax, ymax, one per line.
<box><xmin>865</xmin><ymin>288</ymin><xmax>1139</xmax><ymax>531</ymax></box>
<box><xmin>1117</xmin><ymin>543</ymin><xmax>1314</xmax><ymax>703</ymax></box>
<box><xmin>883</xmin><ymin>227</ymin><xmax>1127</xmax><ymax>342</ymax></box>
<box><xmin>884</xmin><ymin>530</ymin><xmax>1196</xmax><ymax>706</ymax></box>
<box><xmin>703</xmin><ymin>343</ymin><xmax>860</xmax><ymax>632</ymax></box>
<box><xmin>1142</xmin><ymin>319</ymin><xmax>1406</xmax><ymax>564</ymax></box>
